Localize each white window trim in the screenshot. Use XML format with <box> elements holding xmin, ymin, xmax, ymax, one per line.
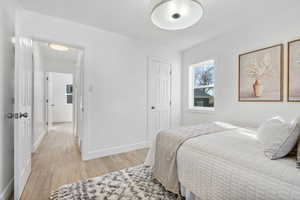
<box><xmin>188</xmin><ymin>60</ymin><xmax>215</xmax><ymax>113</ymax></box>
<box><xmin>194</xmin><ymin>84</ymin><xmax>214</xmax><ymax>89</ymax></box>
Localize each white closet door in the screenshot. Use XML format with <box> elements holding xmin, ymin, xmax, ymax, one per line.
<box><xmin>148</xmin><ymin>58</ymin><xmax>172</xmax><ymax>142</ymax></box>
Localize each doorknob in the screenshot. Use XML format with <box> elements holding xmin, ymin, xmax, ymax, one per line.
<box><xmin>19</xmin><ymin>112</ymin><xmax>28</xmax><ymax>118</ymax></box>
<box><xmin>151</xmin><ymin>106</ymin><xmax>155</xmax><ymax>110</ymax></box>
<box><xmin>7</xmin><ymin>113</ymin><xmax>19</xmax><ymax>119</ymax></box>
<box><xmin>7</xmin><ymin>113</ymin><xmax>14</xmax><ymax>119</ymax></box>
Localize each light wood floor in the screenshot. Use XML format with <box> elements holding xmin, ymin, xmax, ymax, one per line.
<box><xmin>17</xmin><ymin>123</ymin><xmax>148</xmax><ymax>200</ymax></box>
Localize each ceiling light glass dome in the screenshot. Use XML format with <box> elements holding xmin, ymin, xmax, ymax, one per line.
<box><xmin>150</xmin><ymin>0</ymin><xmax>204</xmax><ymax>30</ymax></box>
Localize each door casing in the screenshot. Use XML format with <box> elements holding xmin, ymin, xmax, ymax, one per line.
<box><xmin>30</xmin><ymin>37</ymin><xmax>87</xmax><ymax>159</ymax></box>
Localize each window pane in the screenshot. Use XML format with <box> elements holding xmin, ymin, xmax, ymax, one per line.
<box><xmin>66</xmin><ymin>84</ymin><xmax>73</xmax><ymax>94</ymax></box>
<box><xmin>190</xmin><ymin>60</ymin><xmax>215</xmax><ymax>109</ymax></box>
<box><xmin>67</xmin><ymin>95</ymin><xmax>73</xmax><ymax>104</ymax></box>
<box><xmin>194</xmin><ymin>62</ymin><xmax>215</xmax><ymax>87</ymax></box>
<box><xmin>194</xmin><ymin>87</ymin><xmax>214</xmax><ymax>107</ymax></box>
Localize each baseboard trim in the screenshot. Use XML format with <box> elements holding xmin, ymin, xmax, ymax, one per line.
<box><xmin>52</xmin><ymin>121</ymin><xmax>72</xmax><ymax>125</ymax></box>
<box><xmin>0</xmin><ymin>179</ymin><xmax>13</xmax><ymax>200</ymax></box>
<box><xmin>84</xmin><ymin>141</ymin><xmax>149</xmax><ymax>161</ymax></box>
<box><xmin>33</xmin><ymin>130</ymin><xmax>47</xmax><ymax>152</ymax></box>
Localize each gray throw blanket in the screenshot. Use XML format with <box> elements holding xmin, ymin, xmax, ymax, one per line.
<box><xmin>152</xmin><ymin>122</ymin><xmax>237</xmax><ymax>194</ymax></box>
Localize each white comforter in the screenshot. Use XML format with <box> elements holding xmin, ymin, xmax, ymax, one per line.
<box><xmin>177</xmin><ymin>127</ymin><xmax>300</xmax><ymax>200</ymax></box>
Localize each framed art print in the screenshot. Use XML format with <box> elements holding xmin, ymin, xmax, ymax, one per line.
<box><xmin>288</xmin><ymin>39</ymin><xmax>300</xmax><ymax>102</ymax></box>
<box><xmin>239</xmin><ymin>44</ymin><xmax>283</xmax><ymax>102</ymax></box>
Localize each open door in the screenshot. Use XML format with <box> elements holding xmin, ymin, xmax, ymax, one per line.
<box><xmin>14</xmin><ymin>37</ymin><xmax>33</xmax><ymax>200</ymax></box>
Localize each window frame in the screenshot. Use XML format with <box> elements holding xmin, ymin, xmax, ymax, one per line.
<box><xmin>188</xmin><ymin>60</ymin><xmax>216</xmax><ymax>112</ymax></box>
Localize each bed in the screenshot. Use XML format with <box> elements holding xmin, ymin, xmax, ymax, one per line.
<box><xmin>146</xmin><ymin>124</ymin><xmax>300</xmax><ymax>200</ymax></box>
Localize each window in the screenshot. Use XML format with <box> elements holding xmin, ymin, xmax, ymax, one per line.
<box><xmin>189</xmin><ymin>60</ymin><xmax>215</xmax><ymax>110</ymax></box>
<box><xmin>66</xmin><ymin>84</ymin><xmax>73</xmax><ymax>94</ymax></box>
<box><xmin>66</xmin><ymin>84</ymin><xmax>73</xmax><ymax>104</ymax></box>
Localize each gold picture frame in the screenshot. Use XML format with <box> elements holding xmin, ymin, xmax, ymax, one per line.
<box><xmin>288</xmin><ymin>38</ymin><xmax>300</xmax><ymax>102</ymax></box>
<box><xmin>238</xmin><ymin>44</ymin><xmax>283</xmax><ymax>102</ymax></box>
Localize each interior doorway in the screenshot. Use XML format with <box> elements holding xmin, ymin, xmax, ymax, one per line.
<box><xmin>31</xmin><ymin>40</ymin><xmax>84</xmax><ymax>151</ymax></box>
<box><xmin>32</xmin><ymin>39</ymin><xmax>84</xmax><ymax>147</ymax></box>
<box><xmin>46</xmin><ymin>73</ymin><xmax>72</xmax><ymax>129</ymax></box>
<box><xmin>46</xmin><ymin>72</ymin><xmax>74</xmax><ymax>133</ymax></box>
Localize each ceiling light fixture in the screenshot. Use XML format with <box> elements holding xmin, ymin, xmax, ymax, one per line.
<box><xmin>150</xmin><ymin>0</ymin><xmax>204</xmax><ymax>30</ymax></box>
<box><xmin>49</xmin><ymin>43</ymin><xmax>69</xmax><ymax>52</ymax></box>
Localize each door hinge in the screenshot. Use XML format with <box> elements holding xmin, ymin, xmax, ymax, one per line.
<box><xmin>46</xmin><ymin>99</ymin><xmax>49</xmax><ymax>103</ymax></box>
<box><xmin>170</xmin><ymin>70</ymin><xmax>172</xmax><ymax>75</ymax></box>
<box><xmin>11</xmin><ymin>98</ymin><xmax>15</xmax><ymax>104</ymax></box>
<box><xmin>46</xmin><ymin>122</ymin><xmax>48</xmax><ymax>125</ymax></box>
<box><xmin>169</xmin><ymin>101</ymin><xmax>172</xmax><ymax>107</ymax></box>
<box><xmin>46</xmin><ymin>77</ymin><xmax>49</xmax><ymax>81</ymax></box>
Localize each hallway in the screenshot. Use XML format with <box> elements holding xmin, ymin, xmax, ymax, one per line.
<box><xmin>19</xmin><ymin>123</ymin><xmax>148</xmax><ymax>200</ymax></box>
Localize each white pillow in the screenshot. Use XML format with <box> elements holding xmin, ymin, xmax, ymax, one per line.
<box><xmin>257</xmin><ymin>116</ymin><xmax>300</xmax><ymax>160</ymax></box>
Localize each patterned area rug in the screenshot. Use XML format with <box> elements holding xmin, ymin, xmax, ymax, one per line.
<box><xmin>50</xmin><ymin>165</ymin><xmax>180</xmax><ymax>200</ymax></box>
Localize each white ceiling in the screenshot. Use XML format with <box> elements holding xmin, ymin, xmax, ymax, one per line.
<box><xmin>21</xmin><ymin>0</ymin><xmax>299</xmax><ymax>50</ymax></box>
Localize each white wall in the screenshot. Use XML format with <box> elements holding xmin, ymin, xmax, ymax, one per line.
<box><xmin>32</xmin><ymin>43</ymin><xmax>47</xmax><ymax>152</ymax></box>
<box><xmin>44</xmin><ymin>58</ymin><xmax>77</xmax><ymax>74</ymax></box>
<box><xmin>0</xmin><ymin>0</ymin><xmax>18</xmax><ymax>199</ymax></box>
<box><xmin>50</xmin><ymin>72</ymin><xmax>73</xmax><ymax>123</ymax></box>
<box><xmin>182</xmin><ymin>5</ymin><xmax>300</xmax><ymax>126</ymax></box>
<box><xmin>16</xmin><ymin>9</ymin><xmax>181</xmax><ymax>160</ymax></box>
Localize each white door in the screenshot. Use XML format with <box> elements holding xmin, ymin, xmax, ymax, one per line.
<box><xmin>147</xmin><ymin>58</ymin><xmax>171</xmax><ymax>142</ymax></box>
<box><xmin>46</xmin><ymin>73</ymin><xmax>54</xmax><ymax>130</ymax></box>
<box><xmin>14</xmin><ymin>37</ymin><xmax>33</xmax><ymax>200</ymax></box>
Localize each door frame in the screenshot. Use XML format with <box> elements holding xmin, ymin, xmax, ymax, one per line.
<box><xmin>29</xmin><ymin>37</ymin><xmax>89</xmax><ymax>160</ymax></box>
<box><xmin>146</xmin><ymin>56</ymin><xmax>173</xmax><ymax>143</ymax></box>
<box><xmin>45</xmin><ymin>72</ymin><xmax>74</xmax><ymax>129</ymax></box>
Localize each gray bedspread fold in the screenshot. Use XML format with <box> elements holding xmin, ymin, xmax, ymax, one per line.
<box><xmin>152</xmin><ymin>122</ymin><xmax>237</xmax><ymax>194</ymax></box>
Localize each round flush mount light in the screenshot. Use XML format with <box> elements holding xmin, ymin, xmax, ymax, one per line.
<box><xmin>49</xmin><ymin>43</ymin><xmax>69</xmax><ymax>52</ymax></box>
<box><xmin>150</xmin><ymin>0</ymin><xmax>204</xmax><ymax>30</ymax></box>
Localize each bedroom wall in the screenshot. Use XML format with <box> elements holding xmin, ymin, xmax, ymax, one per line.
<box><xmin>182</xmin><ymin>5</ymin><xmax>300</xmax><ymax>126</ymax></box>
<box><xmin>16</xmin><ymin>9</ymin><xmax>181</xmax><ymax>160</ymax></box>
<box><xmin>0</xmin><ymin>0</ymin><xmax>18</xmax><ymax>199</ymax></box>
